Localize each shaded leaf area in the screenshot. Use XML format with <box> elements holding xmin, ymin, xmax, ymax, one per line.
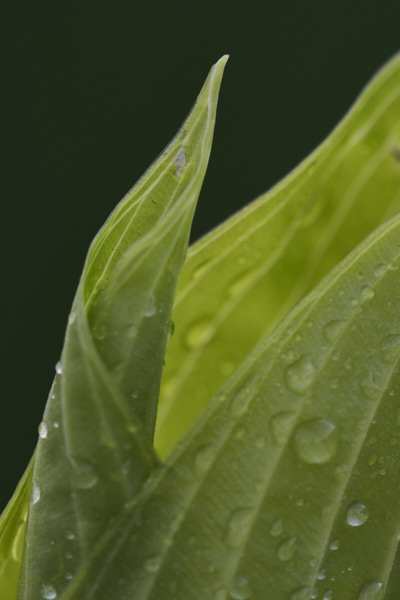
<box><xmin>156</xmin><ymin>52</ymin><xmax>400</xmax><ymax>458</ymax></box>
<box><xmin>11</xmin><ymin>56</ymin><xmax>228</xmax><ymax>600</ymax></box>
<box><xmin>61</xmin><ymin>214</ymin><xmax>400</xmax><ymax>599</ymax></box>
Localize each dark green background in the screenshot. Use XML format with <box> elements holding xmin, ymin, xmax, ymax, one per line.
<box><xmin>2</xmin><ymin>1</ymin><xmax>399</xmax><ymax>512</ymax></box>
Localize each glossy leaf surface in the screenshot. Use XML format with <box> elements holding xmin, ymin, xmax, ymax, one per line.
<box><xmin>156</xmin><ymin>53</ymin><xmax>400</xmax><ymax>458</ymax></box>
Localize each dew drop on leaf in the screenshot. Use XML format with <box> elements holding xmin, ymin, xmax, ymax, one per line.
<box><xmin>294</xmin><ymin>419</ymin><xmax>338</xmax><ymax>464</ymax></box>
<box><xmin>193</xmin><ymin>444</ymin><xmax>216</xmax><ymax>478</ymax></box>
<box><xmin>229</xmin><ymin>575</ymin><xmax>253</xmax><ymax>599</ymax></box>
<box><xmin>65</xmin><ymin>530</ymin><xmax>76</xmax><ymax>540</ymax></box>
<box><xmin>270</xmin><ymin>411</ymin><xmax>296</xmax><ymax>445</ymax></box>
<box><xmin>358</xmin><ymin>580</ymin><xmax>384</xmax><ymax>600</ymax></box>
<box><xmin>184</xmin><ymin>316</ymin><xmax>213</xmax><ymax>349</ymax></box>
<box><xmin>322</xmin><ymin>591</ymin><xmax>333</xmax><ymax>600</ymax></box>
<box><xmin>145</xmin><ymin>294</ymin><xmax>157</xmax><ymax>317</ymax></box>
<box><xmin>329</xmin><ymin>539</ymin><xmax>339</xmax><ymax>550</ymax></box>
<box><xmin>270</xmin><ymin>518</ymin><xmax>283</xmax><ymax>537</ymax></box>
<box><xmin>38</xmin><ymin>421</ymin><xmax>48</xmax><ymax>439</ymax></box>
<box><xmin>41</xmin><ymin>583</ymin><xmax>57</xmax><ymax>599</ymax></box>
<box><xmin>374</xmin><ymin>264</ymin><xmax>387</xmax><ymax>277</ymax></box>
<box><xmin>380</xmin><ymin>334</ymin><xmax>400</xmax><ymax>364</ymax></box>
<box><xmin>12</xmin><ymin>520</ymin><xmax>27</xmax><ymax>562</ymax></box>
<box><xmin>68</xmin><ymin>311</ymin><xmax>76</xmax><ymax>325</ymax></box>
<box><xmin>346</xmin><ymin>501</ymin><xmax>369</xmax><ymax>526</ymax></box>
<box><xmin>174</xmin><ymin>147</ymin><xmax>186</xmax><ymax>177</ymax></box>
<box><xmin>323</xmin><ymin>320</ymin><xmax>346</xmax><ymax>342</ymax></box>
<box><xmin>55</xmin><ymin>361</ymin><xmax>63</xmax><ymax>375</ymax></box>
<box><xmin>144</xmin><ymin>555</ymin><xmax>162</xmax><ymax>573</ymax></box>
<box><xmin>228</xmin><ymin>269</ymin><xmax>257</xmax><ymax>297</ymax></box>
<box><xmin>32</xmin><ymin>482</ymin><xmax>41</xmax><ymax>505</ymax></box>
<box><xmin>70</xmin><ymin>457</ymin><xmax>98</xmax><ymax>490</ymax></box>
<box><xmin>285</xmin><ymin>356</ymin><xmax>317</xmax><ymax>394</ymax></box>
<box><xmin>361</xmin><ymin>285</ymin><xmax>375</xmax><ymax>300</ymax></box>
<box><xmin>277</xmin><ymin>536</ymin><xmax>297</xmax><ymax>561</ymax></box>
<box><xmin>223</xmin><ymin>507</ymin><xmax>254</xmax><ymax>549</ymax></box>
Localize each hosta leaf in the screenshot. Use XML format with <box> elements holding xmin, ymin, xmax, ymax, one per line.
<box><xmin>0</xmin><ymin>459</ymin><xmax>33</xmax><ymax>598</ymax></box>
<box><xmin>13</xmin><ymin>55</ymin><xmax>228</xmax><ymax>600</ymax></box>
<box><xmin>156</xmin><ymin>52</ymin><xmax>400</xmax><ymax>458</ymax></box>
<box><xmin>61</xmin><ymin>211</ymin><xmax>400</xmax><ymax>600</ymax></box>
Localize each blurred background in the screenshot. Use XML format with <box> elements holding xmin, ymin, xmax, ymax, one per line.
<box><xmin>2</xmin><ymin>0</ymin><xmax>399</xmax><ymax>511</ymax></box>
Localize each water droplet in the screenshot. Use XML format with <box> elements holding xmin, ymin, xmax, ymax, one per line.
<box><xmin>68</xmin><ymin>311</ymin><xmax>76</xmax><ymax>325</ymax></box>
<box><xmin>361</xmin><ymin>286</ymin><xmax>375</xmax><ymax>300</ymax></box>
<box><xmin>193</xmin><ymin>444</ymin><xmax>216</xmax><ymax>478</ymax></box>
<box><xmin>317</xmin><ymin>569</ymin><xmax>326</xmax><ymax>580</ymax></box>
<box><xmin>94</xmin><ymin>322</ymin><xmax>107</xmax><ymax>340</ymax></box>
<box><xmin>55</xmin><ymin>361</ymin><xmax>63</xmax><ymax>375</ymax></box>
<box><xmin>145</xmin><ymin>295</ymin><xmax>157</xmax><ymax>317</ymax></box>
<box><xmin>38</xmin><ymin>421</ymin><xmax>48</xmax><ymax>439</ymax></box>
<box><xmin>53</xmin><ymin>421</ymin><xmax>59</xmax><ymax>429</ymax></box>
<box><xmin>41</xmin><ymin>583</ymin><xmax>57</xmax><ymax>599</ymax></box>
<box><xmin>285</xmin><ymin>356</ymin><xmax>317</xmax><ymax>394</ymax></box>
<box><xmin>184</xmin><ymin>316</ymin><xmax>213</xmax><ymax>349</ymax></box>
<box><xmin>175</xmin><ymin>147</ymin><xmax>186</xmax><ymax>177</ymax></box>
<box><xmin>65</xmin><ymin>529</ymin><xmax>76</xmax><ymax>540</ymax></box>
<box><xmin>380</xmin><ymin>334</ymin><xmax>400</xmax><ymax>364</ymax></box>
<box><xmin>168</xmin><ymin>320</ymin><xmax>175</xmax><ymax>340</ymax></box>
<box><xmin>229</xmin><ymin>377</ymin><xmax>256</xmax><ymax>418</ymax></box>
<box><xmin>229</xmin><ymin>575</ymin><xmax>253</xmax><ymax>599</ymax></box>
<box><xmin>329</xmin><ymin>539</ymin><xmax>339</xmax><ymax>550</ymax></box>
<box><xmin>323</xmin><ymin>320</ymin><xmax>346</xmax><ymax>342</ymax></box>
<box><xmin>270</xmin><ymin>411</ymin><xmax>296</xmax><ymax>445</ymax></box>
<box><xmin>277</xmin><ymin>537</ymin><xmax>297</xmax><ymax>561</ymax></box>
<box><xmin>32</xmin><ymin>483</ymin><xmax>41</xmax><ymax>505</ymax></box>
<box><xmin>70</xmin><ymin>457</ymin><xmax>98</xmax><ymax>490</ymax></box>
<box><xmin>290</xmin><ymin>587</ymin><xmax>310</xmax><ymax>600</ymax></box>
<box><xmin>224</xmin><ymin>508</ymin><xmax>254</xmax><ymax>549</ymax></box>
<box><xmin>358</xmin><ymin>580</ymin><xmax>384</xmax><ymax>600</ymax></box>
<box><xmin>294</xmin><ymin>419</ymin><xmax>338</xmax><ymax>465</ymax></box>
<box><xmin>12</xmin><ymin>521</ymin><xmax>27</xmax><ymax>561</ymax></box>
<box><xmin>144</xmin><ymin>555</ymin><xmax>162</xmax><ymax>573</ymax></box>
<box><xmin>322</xmin><ymin>591</ymin><xmax>333</xmax><ymax>600</ymax></box>
<box><xmin>346</xmin><ymin>501</ymin><xmax>368</xmax><ymax>527</ymax></box>
<box><xmin>228</xmin><ymin>270</ymin><xmax>257</xmax><ymax>297</ymax></box>
<box><xmin>65</xmin><ymin>572</ymin><xmax>73</xmax><ymax>580</ymax></box>
<box><xmin>270</xmin><ymin>518</ymin><xmax>283</xmax><ymax>537</ymax></box>
<box><xmin>374</xmin><ymin>264</ymin><xmax>387</xmax><ymax>277</ymax></box>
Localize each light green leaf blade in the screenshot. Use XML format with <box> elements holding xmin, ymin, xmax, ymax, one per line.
<box><xmin>156</xmin><ymin>52</ymin><xmax>400</xmax><ymax>458</ymax></box>
<box><xmin>0</xmin><ymin>459</ymin><xmax>33</xmax><ymax>598</ymax></box>
<box><xmin>61</xmin><ymin>211</ymin><xmax>400</xmax><ymax>600</ymax></box>
<box><xmin>15</xmin><ymin>55</ymin><xmax>228</xmax><ymax>600</ymax></box>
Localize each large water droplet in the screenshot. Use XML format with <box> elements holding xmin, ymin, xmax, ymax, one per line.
<box><xmin>289</xmin><ymin>587</ymin><xmax>310</xmax><ymax>600</ymax></box>
<box><xmin>224</xmin><ymin>508</ymin><xmax>254</xmax><ymax>549</ymax></box>
<box><xmin>55</xmin><ymin>361</ymin><xmax>63</xmax><ymax>375</ymax></box>
<box><xmin>41</xmin><ymin>583</ymin><xmax>57</xmax><ymax>599</ymax></box>
<box><xmin>358</xmin><ymin>580</ymin><xmax>384</xmax><ymax>600</ymax></box>
<box><xmin>70</xmin><ymin>457</ymin><xmax>98</xmax><ymax>490</ymax></box>
<box><xmin>323</xmin><ymin>320</ymin><xmax>346</xmax><ymax>343</ymax></box>
<box><xmin>229</xmin><ymin>575</ymin><xmax>253</xmax><ymax>599</ymax></box>
<box><xmin>145</xmin><ymin>295</ymin><xmax>157</xmax><ymax>317</ymax></box>
<box><xmin>270</xmin><ymin>411</ymin><xmax>296</xmax><ymax>445</ymax></box>
<box><xmin>32</xmin><ymin>483</ymin><xmax>41</xmax><ymax>505</ymax></box>
<box><xmin>38</xmin><ymin>421</ymin><xmax>48</xmax><ymax>439</ymax></box>
<box><xmin>346</xmin><ymin>501</ymin><xmax>368</xmax><ymax>527</ymax></box>
<box><xmin>184</xmin><ymin>316</ymin><xmax>213</xmax><ymax>349</ymax></box>
<box><xmin>380</xmin><ymin>334</ymin><xmax>400</xmax><ymax>364</ymax></box>
<box><xmin>294</xmin><ymin>419</ymin><xmax>338</xmax><ymax>464</ymax></box>
<box><xmin>277</xmin><ymin>537</ymin><xmax>297</xmax><ymax>561</ymax></box>
<box><xmin>285</xmin><ymin>356</ymin><xmax>316</xmax><ymax>394</ymax></box>
<box><xmin>144</xmin><ymin>555</ymin><xmax>162</xmax><ymax>573</ymax></box>
<box><xmin>193</xmin><ymin>444</ymin><xmax>216</xmax><ymax>478</ymax></box>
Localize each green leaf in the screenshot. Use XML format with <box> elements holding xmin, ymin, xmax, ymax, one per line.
<box><xmin>0</xmin><ymin>459</ymin><xmax>33</xmax><ymax>598</ymax></box>
<box><xmin>59</xmin><ymin>211</ymin><xmax>400</xmax><ymax>600</ymax></box>
<box><xmin>156</xmin><ymin>52</ymin><xmax>400</xmax><ymax>458</ymax></box>
<box><xmin>14</xmin><ymin>55</ymin><xmax>228</xmax><ymax>600</ymax></box>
